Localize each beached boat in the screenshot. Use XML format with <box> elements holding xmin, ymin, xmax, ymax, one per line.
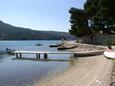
<box><xmin>103</xmin><ymin>50</ymin><xmax>115</xmax><ymax>58</ymax></box>
<box><xmin>57</xmin><ymin>45</ymin><xmax>77</xmax><ymax>50</ymax></box>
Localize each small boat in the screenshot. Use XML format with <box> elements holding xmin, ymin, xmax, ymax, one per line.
<box><xmin>57</xmin><ymin>45</ymin><xmax>77</xmax><ymax>50</ymax></box>
<box><xmin>5</xmin><ymin>48</ymin><xmax>15</xmax><ymax>55</ymax></box>
<box><xmin>49</xmin><ymin>43</ymin><xmax>62</xmax><ymax>47</ymax></box>
<box><xmin>103</xmin><ymin>50</ymin><xmax>115</xmax><ymax>58</ymax></box>
<box><xmin>35</xmin><ymin>43</ymin><xmax>43</xmax><ymax>46</ymax></box>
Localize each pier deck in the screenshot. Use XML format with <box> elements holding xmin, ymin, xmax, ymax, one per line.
<box><xmin>13</xmin><ymin>50</ymin><xmax>77</xmax><ymax>59</ymax></box>
<box><xmin>13</xmin><ymin>50</ymin><xmax>104</xmax><ymax>59</ymax></box>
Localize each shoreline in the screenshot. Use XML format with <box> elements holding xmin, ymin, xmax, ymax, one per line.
<box><xmin>34</xmin><ymin>55</ymin><xmax>112</xmax><ymax>86</ymax></box>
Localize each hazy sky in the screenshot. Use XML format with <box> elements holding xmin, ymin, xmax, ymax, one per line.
<box><xmin>0</xmin><ymin>0</ymin><xmax>86</xmax><ymax>32</ymax></box>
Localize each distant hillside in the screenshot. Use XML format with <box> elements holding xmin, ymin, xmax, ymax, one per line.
<box><xmin>0</xmin><ymin>20</ymin><xmax>76</xmax><ymax>40</ymax></box>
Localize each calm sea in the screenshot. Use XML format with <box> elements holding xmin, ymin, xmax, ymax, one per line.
<box><xmin>0</xmin><ymin>40</ymin><xmax>76</xmax><ymax>86</ymax></box>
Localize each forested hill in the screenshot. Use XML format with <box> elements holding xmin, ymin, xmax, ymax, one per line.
<box><xmin>0</xmin><ymin>20</ymin><xmax>76</xmax><ymax>40</ymax></box>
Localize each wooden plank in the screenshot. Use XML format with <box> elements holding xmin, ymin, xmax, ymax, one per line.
<box><xmin>13</xmin><ymin>50</ymin><xmax>104</xmax><ymax>59</ymax></box>
<box><xmin>13</xmin><ymin>51</ymin><xmax>75</xmax><ymax>54</ymax></box>
<box><xmin>13</xmin><ymin>50</ymin><xmax>104</xmax><ymax>55</ymax></box>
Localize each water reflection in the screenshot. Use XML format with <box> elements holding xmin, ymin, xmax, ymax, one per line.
<box><xmin>0</xmin><ymin>55</ymin><xmax>9</xmax><ymax>62</ymax></box>
<box><xmin>12</xmin><ymin>55</ymin><xmax>78</xmax><ymax>69</ymax></box>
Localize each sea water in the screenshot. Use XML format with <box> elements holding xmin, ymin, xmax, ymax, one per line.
<box><xmin>0</xmin><ymin>40</ymin><xmax>76</xmax><ymax>86</ymax></box>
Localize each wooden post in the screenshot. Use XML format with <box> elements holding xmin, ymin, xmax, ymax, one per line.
<box><xmin>36</xmin><ymin>54</ymin><xmax>40</xmax><ymax>59</ymax></box>
<box><xmin>19</xmin><ymin>53</ymin><xmax>22</xmax><ymax>58</ymax></box>
<box><xmin>38</xmin><ymin>54</ymin><xmax>40</xmax><ymax>59</ymax></box>
<box><xmin>74</xmin><ymin>54</ymin><xmax>76</xmax><ymax>57</ymax></box>
<box><xmin>74</xmin><ymin>54</ymin><xmax>78</xmax><ymax>60</ymax></box>
<box><xmin>16</xmin><ymin>53</ymin><xmax>18</xmax><ymax>58</ymax></box>
<box><xmin>44</xmin><ymin>53</ymin><xmax>48</xmax><ymax>59</ymax></box>
<box><xmin>36</xmin><ymin>54</ymin><xmax>38</xmax><ymax>59</ymax></box>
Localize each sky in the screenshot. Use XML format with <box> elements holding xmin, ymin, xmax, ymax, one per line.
<box><xmin>0</xmin><ymin>0</ymin><xmax>86</xmax><ymax>32</ymax></box>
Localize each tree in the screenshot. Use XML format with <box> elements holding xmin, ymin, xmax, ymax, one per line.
<box><xmin>84</xmin><ymin>0</ymin><xmax>115</xmax><ymax>33</ymax></box>
<box><xmin>69</xmin><ymin>7</ymin><xmax>90</xmax><ymax>37</ymax></box>
<box><xmin>100</xmin><ymin>0</ymin><xmax>115</xmax><ymax>33</ymax></box>
<box><xmin>69</xmin><ymin>0</ymin><xmax>115</xmax><ymax>40</ymax></box>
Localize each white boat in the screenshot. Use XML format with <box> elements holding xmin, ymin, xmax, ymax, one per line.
<box><xmin>103</xmin><ymin>50</ymin><xmax>115</xmax><ymax>58</ymax></box>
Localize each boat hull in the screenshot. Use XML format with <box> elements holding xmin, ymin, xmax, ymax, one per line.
<box><xmin>103</xmin><ymin>51</ymin><xmax>115</xmax><ymax>58</ymax></box>
<box><xmin>57</xmin><ymin>46</ymin><xmax>77</xmax><ymax>50</ymax></box>
<box><xmin>49</xmin><ymin>44</ymin><xmax>62</xmax><ymax>47</ymax></box>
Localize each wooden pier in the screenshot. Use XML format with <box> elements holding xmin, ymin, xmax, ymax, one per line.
<box><xmin>13</xmin><ymin>51</ymin><xmax>78</xmax><ymax>59</ymax></box>
<box><xmin>13</xmin><ymin>50</ymin><xmax>104</xmax><ymax>59</ymax></box>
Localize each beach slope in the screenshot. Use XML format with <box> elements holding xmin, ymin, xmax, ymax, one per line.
<box><xmin>35</xmin><ymin>55</ymin><xmax>112</xmax><ymax>86</ymax></box>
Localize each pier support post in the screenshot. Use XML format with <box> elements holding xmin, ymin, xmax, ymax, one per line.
<box><xmin>74</xmin><ymin>54</ymin><xmax>78</xmax><ymax>60</ymax></box>
<box><xmin>44</xmin><ymin>53</ymin><xmax>48</xmax><ymax>59</ymax></box>
<box><xmin>38</xmin><ymin>54</ymin><xmax>40</xmax><ymax>59</ymax></box>
<box><xmin>36</xmin><ymin>54</ymin><xmax>40</xmax><ymax>59</ymax></box>
<box><xmin>16</xmin><ymin>53</ymin><xmax>18</xmax><ymax>58</ymax></box>
<box><xmin>19</xmin><ymin>53</ymin><xmax>22</xmax><ymax>58</ymax></box>
<box><xmin>74</xmin><ymin>54</ymin><xmax>76</xmax><ymax>57</ymax></box>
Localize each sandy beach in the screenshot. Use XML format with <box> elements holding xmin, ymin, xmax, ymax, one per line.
<box><xmin>34</xmin><ymin>55</ymin><xmax>112</xmax><ymax>86</ymax></box>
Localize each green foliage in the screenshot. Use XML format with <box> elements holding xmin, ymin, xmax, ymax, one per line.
<box><xmin>69</xmin><ymin>7</ymin><xmax>90</xmax><ymax>37</ymax></box>
<box><xmin>69</xmin><ymin>0</ymin><xmax>115</xmax><ymax>38</ymax></box>
<box><xmin>84</xmin><ymin>0</ymin><xmax>100</xmax><ymax>18</ymax></box>
<box><xmin>107</xmin><ymin>38</ymin><xmax>112</xmax><ymax>49</ymax></box>
<box><xmin>85</xmin><ymin>0</ymin><xmax>115</xmax><ymax>33</ymax></box>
